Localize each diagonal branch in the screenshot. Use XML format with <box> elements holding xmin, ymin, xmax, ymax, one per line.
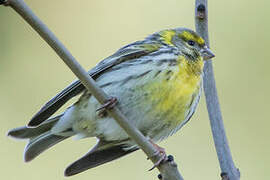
<box><xmin>194</xmin><ymin>1</ymin><xmax>240</xmax><ymax>180</ymax></box>
<box><xmin>1</xmin><ymin>0</ymin><xmax>183</xmax><ymax>179</ymax></box>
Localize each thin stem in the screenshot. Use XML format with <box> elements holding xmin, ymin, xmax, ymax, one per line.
<box><xmin>2</xmin><ymin>0</ymin><xmax>183</xmax><ymax>179</ymax></box>
<box><xmin>194</xmin><ymin>1</ymin><xmax>240</xmax><ymax>180</ymax></box>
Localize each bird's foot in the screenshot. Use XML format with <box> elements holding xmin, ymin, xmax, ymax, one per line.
<box><xmin>148</xmin><ymin>141</ymin><xmax>168</xmax><ymax>171</ymax></box>
<box><xmin>97</xmin><ymin>97</ymin><xmax>118</xmax><ymax>116</ymax></box>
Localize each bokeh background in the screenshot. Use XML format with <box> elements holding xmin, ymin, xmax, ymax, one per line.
<box><xmin>1</xmin><ymin>0</ymin><xmax>269</xmax><ymax>179</ymax></box>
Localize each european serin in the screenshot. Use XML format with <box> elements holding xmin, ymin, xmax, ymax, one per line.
<box><xmin>8</xmin><ymin>27</ymin><xmax>215</xmax><ymax>176</ymax></box>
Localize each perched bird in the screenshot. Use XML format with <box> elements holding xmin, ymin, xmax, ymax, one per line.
<box><xmin>8</xmin><ymin>28</ymin><xmax>214</xmax><ymax>176</ymax></box>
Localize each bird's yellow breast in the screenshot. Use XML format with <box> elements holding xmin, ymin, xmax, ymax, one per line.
<box><xmin>145</xmin><ymin>56</ymin><xmax>204</xmax><ymax>125</ymax></box>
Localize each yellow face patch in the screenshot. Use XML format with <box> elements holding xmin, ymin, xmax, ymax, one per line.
<box><xmin>177</xmin><ymin>55</ymin><xmax>204</xmax><ymax>77</ymax></box>
<box><xmin>180</xmin><ymin>31</ymin><xmax>205</xmax><ymax>46</ymax></box>
<box><xmin>159</xmin><ymin>30</ymin><xmax>176</xmax><ymax>46</ymax></box>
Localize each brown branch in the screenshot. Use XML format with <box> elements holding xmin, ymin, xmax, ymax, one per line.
<box><xmin>1</xmin><ymin>0</ymin><xmax>184</xmax><ymax>179</ymax></box>
<box><xmin>194</xmin><ymin>1</ymin><xmax>240</xmax><ymax>180</ymax></box>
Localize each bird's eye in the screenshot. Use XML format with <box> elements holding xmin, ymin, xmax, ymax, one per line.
<box><xmin>187</xmin><ymin>40</ymin><xmax>195</xmax><ymax>46</ymax></box>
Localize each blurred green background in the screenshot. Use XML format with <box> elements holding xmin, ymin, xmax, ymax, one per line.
<box><xmin>1</xmin><ymin>0</ymin><xmax>269</xmax><ymax>179</ymax></box>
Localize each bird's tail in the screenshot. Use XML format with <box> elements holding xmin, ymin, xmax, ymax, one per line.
<box><xmin>7</xmin><ymin>115</ymin><xmax>72</xmax><ymax>162</ymax></box>
<box><xmin>64</xmin><ymin>140</ymin><xmax>138</xmax><ymax>176</ymax></box>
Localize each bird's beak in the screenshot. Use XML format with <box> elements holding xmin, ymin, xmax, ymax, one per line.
<box><xmin>200</xmin><ymin>46</ymin><xmax>215</xmax><ymax>60</ymax></box>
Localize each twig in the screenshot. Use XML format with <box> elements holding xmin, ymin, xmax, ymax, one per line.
<box><xmin>1</xmin><ymin>0</ymin><xmax>184</xmax><ymax>179</ymax></box>
<box><xmin>194</xmin><ymin>1</ymin><xmax>240</xmax><ymax>180</ymax></box>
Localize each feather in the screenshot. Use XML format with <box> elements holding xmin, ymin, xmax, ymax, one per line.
<box><xmin>64</xmin><ymin>140</ymin><xmax>138</xmax><ymax>176</ymax></box>
<box><xmin>28</xmin><ymin>43</ymin><xmax>160</xmax><ymax>127</ymax></box>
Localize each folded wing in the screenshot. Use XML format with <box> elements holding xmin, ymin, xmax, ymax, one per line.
<box><xmin>28</xmin><ymin>42</ymin><xmax>161</xmax><ymax>127</ymax></box>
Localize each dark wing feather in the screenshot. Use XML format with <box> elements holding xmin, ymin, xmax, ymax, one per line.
<box><xmin>64</xmin><ymin>140</ymin><xmax>138</xmax><ymax>176</ymax></box>
<box><xmin>28</xmin><ymin>81</ymin><xmax>84</xmax><ymax>126</ymax></box>
<box><xmin>28</xmin><ymin>42</ymin><xmax>161</xmax><ymax>127</ymax></box>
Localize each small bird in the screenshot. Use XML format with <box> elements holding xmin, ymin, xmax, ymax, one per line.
<box><xmin>8</xmin><ymin>28</ymin><xmax>214</xmax><ymax>176</ymax></box>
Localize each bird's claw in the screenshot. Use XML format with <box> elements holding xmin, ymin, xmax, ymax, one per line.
<box><xmin>96</xmin><ymin>97</ymin><xmax>118</xmax><ymax>116</ymax></box>
<box><xmin>148</xmin><ymin>151</ymin><xmax>167</xmax><ymax>171</ymax></box>
<box><xmin>148</xmin><ymin>141</ymin><xmax>168</xmax><ymax>171</ymax></box>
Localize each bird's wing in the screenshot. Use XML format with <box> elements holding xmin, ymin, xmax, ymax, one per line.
<box><xmin>64</xmin><ymin>140</ymin><xmax>138</xmax><ymax>176</ymax></box>
<box><xmin>28</xmin><ymin>42</ymin><xmax>162</xmax><ymax>127</ymax></box>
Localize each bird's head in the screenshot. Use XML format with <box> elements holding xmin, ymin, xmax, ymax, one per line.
<box><xmin>159</xmin><ymin>28</ymin><xmax>215</xmax><ymax>61</ymax></box>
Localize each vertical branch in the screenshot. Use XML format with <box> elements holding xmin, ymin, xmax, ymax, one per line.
<box><xmin>194</xmin><ymin>1</ymin><xmax>240</xmax><ymax>180</ymax></box>
<box><xmin>1</xmin><ymin>0</ymin><xmax>184</xmax><ymax>179</ymax></box>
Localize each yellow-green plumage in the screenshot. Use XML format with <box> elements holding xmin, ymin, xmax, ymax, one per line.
<box><xmin>7</xmin><ymin>28</ymin><xmax>214</xmax><ymax>176</ymax></box>
<box><xmin>148</xmin><ymin>56</ymin><xmax>202</xmax><ymax>117</ymax></box>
